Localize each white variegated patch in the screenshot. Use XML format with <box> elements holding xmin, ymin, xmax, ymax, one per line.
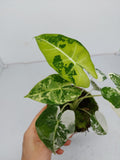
<box><xmin>95</xmin><ymin>111</ymin><xmax>108</xmax><ymax>133</ymax></box>
<box><xmin>36</xmin><ymin>105</ymin><xmax>75</xmax><ymax>153</ymax></box>
<box><xmin>96</xmin><ymin>68</ymin><xmax>107</xmax><ymax>82</ymax></box>
<box><xmin>90</xmin><ymin>110</ymin><xmax>107</xmax><ymax>135</ymax></box>
<box><xmin>101</xmin><ymin>87</ymin><xmax>120</xmax><ymax>108</ymax></box>
<box><xmin>61</xmin><ymin>110</ymin><xmax>75</xmax><ymax>138</ymax></box>
<box><xmin>109</xmin><ymin>73</ymin><xmax>120</xmax><ymax>91</ymax></box>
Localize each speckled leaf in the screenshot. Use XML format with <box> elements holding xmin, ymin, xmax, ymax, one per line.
<box><xmin>109</xmin><ymin>73</ymin><xmax>120</xmax><ymax>90</ymax></box>
<box><xmin>96</xmin><ymin>68</ymin><xmax>107</xmax><ymax>82</ymax></box>
<box><xmin>36</xmin><ymin>105</ymin><xmax>75</xmax><ymax>153</ymax></box>
<box><xmin>35</xmin><ymin>34</ymin><xmax>97</xmax><ymax>88</ymax></box>
<box><xmin>25</xmin><ymin>74</ymin><xmax>82</xmax><ymax>105</ymax></box>
<box><xmin>101</xmin><ymin>87</ymin><xmax>120</xmax><ymax>108</ymax></box>
<box><xmin>90</xmin><ymin>111</ymin><xmax>107</xmax><ymax>135</ymax></box>
<box><xmin>91</xmin><ymin>80</ymin><xmax>101</xmax><ymax>91</ymax></box>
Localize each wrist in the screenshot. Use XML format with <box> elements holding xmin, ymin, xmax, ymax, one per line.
<box><xmin>21</xmin><ymin>152</ymin><xmax>52</xmax><ymax>160</ymax></box>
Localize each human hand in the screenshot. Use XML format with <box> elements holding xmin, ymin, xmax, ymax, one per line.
<box><xmin>21</xmin><ymin>105</ymin><xmax>72</xmax><ymax>160</ymax></box>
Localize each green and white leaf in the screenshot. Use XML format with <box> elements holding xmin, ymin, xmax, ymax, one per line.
<box><xmin>96</xmin><ymin>68</ymin><xmax>107</xmax><ymax>82</ymax></box>
<box><xmin>101</xmin><ymin>87</ymin><xmax>120</xmax><ymax>108</ymax></box>
<box><xmin>25</xmin><ymin>74</ymin><xmax>82</xmax><ymax>105</ymax></box>
<box><xmin>90</xmin><ymin>111</ymin><xmax>107</xmax><ymax>135</ymax></box>
<box><xmin>35</xmin><ymin>105</ymin><xmax>75</xmax><ymax>153</ymax></box>
<box><xmin>109</xmin><ymin>73</ymin><xmax>120</xmax><ymax>91</ymax></box>
<box><xmin>91</xmin><ymin>80</ymin><xmax>101</xmax><ymax>91</ymax></box>
<box><xmin>35</xmin><ymin>34</ymin><xmax>97</xmax><ymax>88</ymax></box>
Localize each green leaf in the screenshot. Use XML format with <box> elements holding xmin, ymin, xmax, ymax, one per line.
<box><xmin>90</xmin><ymin>111</ymin><xmax>107</xmax><ymax>135</ymax></box>
<box><xmin>101</xmin><ymin>87</ymin><xmax>120</xmax><ymax>108</ymax></box>
<box><xmin>91</xmin><ymin>80</ymin><xmax>101</xmax><ymax>91</ymax></box>
<box><xmin>35</xmin><ymin>105</ymin><xmax>75</xmax><ymax>153</ymax></box>
<box><xmin>96</xmin><ymin>68</ymin><xmax>107</xmax><ymax>82</ymax></box>
<box><xmin>25</xmin><ymin>74</ymin><xmax>82</xmax><ymax>105</ymax></box>
<box><xmin>109</xmin><ymin>73</ymin><xmax>120</xmax><ymax>90</ymax></box>
<box><xmin>35</xmin><ymin>34</ymin><xmax>97</xmax><ymax>88</ymax></box>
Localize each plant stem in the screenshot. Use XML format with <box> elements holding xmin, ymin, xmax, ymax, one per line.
<box><xmin>80</xmin><ymin>108</ymin><xmax>91</xmax><ymax>116</ymax></box>
<box><xmin>61</xmin><ymin>103</ymin><xmax>73</xmax><ymax>112</ymax></box>
<box><xmin>73</xmin><ymin>94</ymin><xmax>102</xmax><ymax>110</ymax></box>
<box><xmin>78</xmin><ymin>94</ymin><xmax>102</xmax><ymax>101</ymax></box>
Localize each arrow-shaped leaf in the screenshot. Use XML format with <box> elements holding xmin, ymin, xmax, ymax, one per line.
<box><xmin>35</xmin><ymin>34</ymin><xmax>97</xmax><ymax>88</ymax></box>
<box><xmin>25</xmin><ymin>74</ymin><xmax>82</xmax><ymax>105</ymax></box>
<box><xmin>35</xmin><ymin>105</ymin><xmax>75</xmax><ymax>153</ymax></box>
<box><xmin>101</xmin><ymin>87</ymin><xmax>120</xmax><ymax>108</ymax></box>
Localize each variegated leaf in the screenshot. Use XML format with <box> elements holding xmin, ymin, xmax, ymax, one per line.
<box><xmin>90</xmin><ymin>111</ymin><xmax>107</xmax><ymax>135</ymax></box>
<box><xmin>96</xmin><ymin>68</ymin><xmax>107</xmax><ymax>82</ymax></box>
<box><xmin>36</xmin><ymin>105</ymin><xmax>75</xmax><ymax>153</ymax></box>
<box><xmin>101</xmin><ymin>87</ymin><xmax>120</xmax><ymax>108</ymax></box>
<box><xmin>35</xmin><ymin>34</ymin><xmax>97</xmax><ymax>88</ymax></box>
<box><xmin>91</xmin><ymin>80</ymin><xmax>101</xmax><ymax>91</ymax></box>
<box><xmin>25</xmin><ymin>74</ymin><xmax>82</xmax><ymax>105</ymax></box>
<box><xmin>109</xmin><ymin>73</ymin><xmax>120</xmax><ymax>91</ymax></box>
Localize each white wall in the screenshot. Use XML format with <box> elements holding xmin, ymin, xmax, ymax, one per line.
<box><xmin>0</xmin><ymin>0</ymin><xmax>120</xmax><ymax>64</ymax></box>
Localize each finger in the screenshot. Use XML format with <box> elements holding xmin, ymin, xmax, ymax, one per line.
<box><xmin>27</xmin><ymin>105</ymin><xmax>47</xmax><ymax>130</ymax></box>
<box><xmin>32</xmin><ymin>105</ymin><xmax>47</xmax><ymax>123</ymax></box>
<box><xmin>64</xmin><ymin>139</ymin><xmax>71</xmax><ymax>146</ymax></box>
<box><xmin>56</xmin><ymin>148</ymin><xmax>64</xmax><ymax>155</ymax></box>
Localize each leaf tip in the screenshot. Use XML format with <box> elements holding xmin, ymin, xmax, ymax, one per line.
<box><xmin>34</xmin><ymin>36</ymin><xmax>37</xmax><ymax>40</ymax></box>
<box><xmin>93</xmin><ymin>69</ymin><xmax>98</xmax><ymax>79</ymax></box>
<box><xmin>94</xmin><ymin>73</ymin><xmax>98</xmax><ymax>79</ymax></box>
<box><xmin>108</xmin><ymin>73</ymin><xmax>113</xmax><ymax>78</ymax></box>
<box><xmin>24</xmin><ymin>94</ymin><xmax>29</xmax><ymax>98</ymax></box>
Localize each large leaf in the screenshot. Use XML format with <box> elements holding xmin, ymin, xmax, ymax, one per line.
<box><xmin>36</xmin><ymin>105</ymin><xmax>75</xmax><ymax>153</ymax></box>
<box><xmin>35</xmin><ymin>34</ymin><xmax>97</xmax><ymax>88</ymax></box>
<box><xmin>25</xmin><ymin>74</ymin><xmax>82</xmax><ymax>105</ymax></box>
<box><xmin>90</xmin><ymin>111</ymin><xmax>107</xmax><ymax>135</ymax></box>
<box><xmin>101</xmin><ymin>87</ymin><xmax>120</xmax><ymax>108</ymax></box>
<box><xmin>96</xmin><ymin>68</ymin><xmax>107</xmax><ymax>82</ymax></box>
<box><xmin>109</xmin><ymin>73</ymin><xmax>120</xmax><ymax>90</ymax></box>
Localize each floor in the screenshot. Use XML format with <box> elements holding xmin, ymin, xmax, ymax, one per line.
<box><xmin>0</xmin><ymin>55</ymin><xmax>120</xmax><ymax>160</ymax></box>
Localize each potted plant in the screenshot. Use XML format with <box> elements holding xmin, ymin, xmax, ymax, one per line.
<box><xmin>25</xmin><ymin>34</ymin><xmax>120</xmax><ymax>153</ymax></box>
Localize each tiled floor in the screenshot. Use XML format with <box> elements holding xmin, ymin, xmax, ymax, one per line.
<box><xmin>0</xmin><ymin>55</ymin><xmax>120</xmax><ymax>160</ymax></box>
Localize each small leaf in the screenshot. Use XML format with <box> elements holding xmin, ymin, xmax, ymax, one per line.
<box><xmin>109</xmin><ymin>73</ymin><xmax>120</xmax><ymax>90</ymax></box>
<box><xmin>101</xmin><ymin>87</ymin><xmax>120</xmax><ymax>108</ymax></box>
<box><xmin>96</xmin><ymin>68</ymin><xmax>107</xmax><ymax>82</ymax></box>
<box><xmin>25</xmin><ymin>74</ymin><xmax>82</xmax><ymax>105</ymax></box>
<box><xmin>90</xmin><ymin>111</ymin><xmax>107</xmax><ymax>135</ymax></box>
<box><xmin>35</xmin><ymin>105</ymin><xmax>75</xmax><ymax>153</ymax></box>
<box><xmin>35</xmin><ymin>34</ymin><xmax>97</xmax><ymax>88</ymax></box>
<box><xmin>91</xmin><ymin>80</ymin><xmax>101</xmax><ymax>91</ymax></box>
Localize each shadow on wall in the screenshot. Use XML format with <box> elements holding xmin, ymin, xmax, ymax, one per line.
<box><xmin>0</xmin><ymin>57</ymin><xmax>7</xmax><ymax>74</ymax></box>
